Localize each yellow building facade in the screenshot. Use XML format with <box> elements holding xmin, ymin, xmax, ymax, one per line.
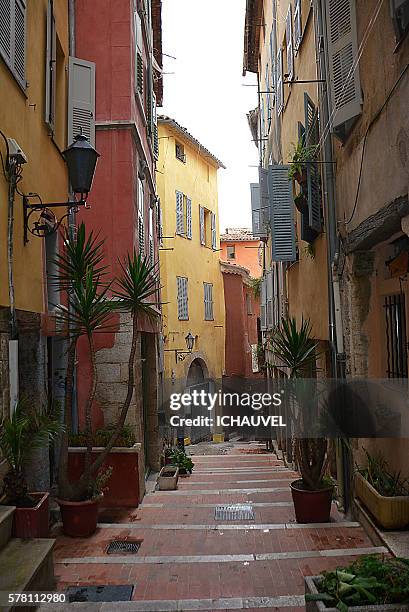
<box><xmin>0</xmin><ymin>0</ymin><xmax>70</xmax><ymax>427</ymax></box>
<box><xmin>157</xmin><ymin>117</ymin><xmax>226</xmax><ymax>441</ymax></box>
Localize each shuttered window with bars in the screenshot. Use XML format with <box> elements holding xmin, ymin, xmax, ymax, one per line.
<box><xmin>276</xmin><ymin>47</ymin><xmax>284</xmax><ymax>115</ymax></box>
<box><xmin>138</xmin><ymin>177</ymin><xmax>145</xmax><ymax>256</ymax></box>
<box><xmin>325</xmin><ymin>0</ymin><xmax>362</xmax><ymax>139</ymax></box>
<box><xmin>0</xmin><ymin>0</ymin><xmax>26</xmax><ymax>88</ymax></box>
<box><xmin>204</xmin><ymin>283</ymin><xmax>214</xmax><ymax>321</ymax></box>
<box><xmin>68</xmin><ymin>56</ymin><xmax>96</xmax><ymax>146</ymax></box>
<box><xmin>177</xmin><ymin>276</ymin><xmax>189</xmax><ymax>320</ymax></box>
<box><xmin>294</xmin><ymin>0</ymin><xmax>302</xmax><ymax>51</ymax></box>
<box><xmin>286</xmin><ymin>6</ymin><xmax>294</xmax><ymax>82</ymax></box>
<box><xmin>186</xmin><ymin>197</ymin><xmax>192</xmax><ymax>239</ymax></box>
<box><xmin>304</xmin><ymin>93</ymin><xmax>321</xmax><ymax>234</ymax></box>
<box><xmin>176</xmin><ymin>191</ymin><xmax>184</xmax><ymax>235</ymax></box>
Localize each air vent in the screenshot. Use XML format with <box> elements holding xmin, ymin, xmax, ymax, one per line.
<box><xmin>106</xmin><ymin>540</ymin><xmax>142</xmax><ymax>555</ymax></box>
<box><xmin>214</xmin><ymin>504</ymin><xmax>255</xmax><ymax>521</ymax></box>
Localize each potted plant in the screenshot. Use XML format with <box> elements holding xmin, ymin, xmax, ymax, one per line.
<box><xmin>355</xmin><ymin>449</ymin><xmax>409</xmax><ymax>530</ymax></box>
<box><xmin>270</xmin><ymin>317</ymin><xmax>334</xmax><ymax>523</ymax></box>
<box><xmin>288</xmin><ymin>141</ymin><xmax>319</xmax><ymax>185</ymax></box>
<box><xmin>168</xmin><ymin>447</ymin><xmax>194</xmax><ymax>476</ymax></box>
<box><xmin>54</xmin><ymin>223</ymin><xmax>159</xmax><ymax>536</ymax></box>
<box><xmin>0</xmin><ymin>399</ymin><xmax>63</xmax><ymax>538</ymax></box>
<box><xmin>294</xmin><ymin>191</ymin><xmax>308</xmax><ymax>213</ymax></box>
<box><xmin>305</xmin><ymin>555</ymin><xmax>409</xmax><ymax>611</ymax></box>
<box><xmin>157</xmin><ymin>465</ymin><xmax>179</xmax><ymax>490</ymax></box>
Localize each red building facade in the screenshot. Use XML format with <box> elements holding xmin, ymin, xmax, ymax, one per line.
<box><xmin>73</xmin><ymin>0</ymin><xmax>164</xmax><ymax>498</ymax></box>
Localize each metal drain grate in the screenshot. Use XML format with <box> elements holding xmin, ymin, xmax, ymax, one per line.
<box><xmin>106</xmin><ymin>540</ymin><xmax>142</xmax><ymax>555</ymax></box>
<box><xmin>214</xmin><ymin>503</ymin><xmax>255</xmax><ymax>521</ymax></box>
<box><xmin>67</xmin><ymin>585</ymin><xmax>133</xmax><ymax>602</ymax></box>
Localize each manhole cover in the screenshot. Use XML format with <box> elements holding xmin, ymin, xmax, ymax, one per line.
<box><xmin>106</xmin><ymin>539</ymin><xmax>142</xmax><ymax>554</ymax></box>
<box><xmin>214</xmin><ymin>504</ymin><xmax>255</xmax><ymax>521</ymax></box>
<box><xmin>66</xmin><ymin>585</ymin><xmax>133</xmax><ymax>602</ymax></box>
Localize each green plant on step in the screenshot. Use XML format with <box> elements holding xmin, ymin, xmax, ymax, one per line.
<box><xmin>306</xmin><ymin>555</ymin><xmax>409</xmax><ymax>611</ymax></box>
<box><xmin>288</xmin><ymin>140</ymin><xmax>319</xmax><ymax>182</ymax></box>
<box><xmin>168</xmin><ymin>447</ymin><xmax>194</xmax><ymax>473</ymax></box>
<box><xmin>0</xmin><ymin>399</ymin><xmax>64</xmax><ymax>507</ymax></box>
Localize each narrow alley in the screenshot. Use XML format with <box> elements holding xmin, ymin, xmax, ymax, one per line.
<box><xmin>51</xmin><ymin>442</ymin><xmax>386</xmax><ymax>611</ymax></box>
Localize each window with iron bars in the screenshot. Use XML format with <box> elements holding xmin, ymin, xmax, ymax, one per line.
<box><xmin>384</xmin><ymin>293</ymin><xmax>408</xmax><ymax>378</ymax></box>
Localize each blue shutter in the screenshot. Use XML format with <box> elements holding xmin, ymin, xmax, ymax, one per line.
<box><xmin>176</xmin><ymin>191</ymin><xmax>184</xmax><ymax>235</ymax></box>
<box><xmin>269</xmin><ymin>165</ymin><xmax>296</xmax><ymax>262</ymax></box>
<box><xmin>276</xmin><ymin>48</ymin><xmax>283</xmax><ymax>115</ymax></box>
<box><xmin>304</xmin><ymin>93</ymin><xmax>321</xmax><ymax>233</ymax></box>
<box><xmin>251</xmin><ymin>183</ymin><xmax>268</xmax><ymax>238</ymax></box>
<box><xmin>286</xmin><ymin>6</ymin><xmax>294</xmax><ymax>82</ymax></box>
<box><xmin>260</xmin><ymin>277</ymin><xmax>267</xmax><ymax>331</ymax></box>
<box><xmin>186</xmin><ymin>197</ymin><xmax>192</xmax><ymax>239</ymax></box>
<box><xmin>199</xmin><ymin>206</ymin><xmax>205</xmax><ymax>245</ymax></box>
<box><xmin>211</xmin><ymin>213</ymin><xmax>217</xmax><ymax>250</ymax></box>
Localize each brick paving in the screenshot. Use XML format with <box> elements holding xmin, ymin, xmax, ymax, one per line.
<box><xmin>51</xmin><ymin>443</ymin><xmax>386</xmax><ymax>611</ymax></box>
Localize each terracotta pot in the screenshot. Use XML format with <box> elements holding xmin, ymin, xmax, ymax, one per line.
<box><xmin>290</xmin><ymin>479</ymin><xmax>333</xmax><ymax>523</ymax></box>
<box><xmin>57</xmin><ymin>496</ymin><xmax>101</xmax><ymax>537</ymax></box>
<box><xmin>13</xmin><ymin>492</ymin><xmax>50</xmax><ymax>538</ymax></box>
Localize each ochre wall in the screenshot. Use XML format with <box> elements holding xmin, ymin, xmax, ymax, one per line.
<box><xmin>220</xmin><ymin>240</ymin><xmax>263</xmax><ymax>278</ymax></box>
<box><xmin>0</xmin><ymin>0</ymin><xmax>69</xmax><ymax>314</ymax></box>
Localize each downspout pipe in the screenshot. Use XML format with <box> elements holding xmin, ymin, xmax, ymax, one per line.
<box><xmin>314</xmin><ymin>0</ymin><xmax>351</xmax><ymax>513</ymax></box>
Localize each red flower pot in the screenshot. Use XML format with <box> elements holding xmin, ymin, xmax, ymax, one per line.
<box><xmin>57</xmin><ymin>496</ymin><xmax>101</xmax><ymax>537</ymax></box>
<box><xmin>290</xmin><ymin>479</ymin><xmax>333</xmax><ymax>524</ymax></box>
<box><xmin>13</xmin><ymin>492</ymin><xmax>50</xmax><ymax>538</ymax></box>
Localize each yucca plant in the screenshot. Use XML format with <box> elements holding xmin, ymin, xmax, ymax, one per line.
<box><xmin>0</xmin><ymin>399</ymin><xmax>64</xmax><ymax>506</ymax></box>
<box><xmin>55</xmin><ymin>227</ymin><xmax>160</xmax><ymax>501</ymax></box>
<box><xmin>270</xmin><ymin>317</ymin><xmax>328</xmax><ymax>490</ymax></box>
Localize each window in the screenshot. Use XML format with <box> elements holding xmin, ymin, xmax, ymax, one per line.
<box><xmin>199</xmin><ymin>205</ymin><xmax>205</xmax><ymax>245</ymax></box>
<box><xmin>227</xmin><ymin>245</ymin><xmax>236</xmax><ymax>260</ymax></box>
<box><xmin>156</xmin><ymin>197</ymin><xmax>163</xmax><ymax>247</ymax></box>
<box><xmin>211</xmin><ymin>212</ymin><xmax>217</xmax><ymax>250</ymax></box>
<box><xmin>276</xmin><ymin>47</ymin><xmax>284</xmax><ymax>115</ymax></box>
<box><xmin>138</xmin><ymin>177</ymin><xmax>145</xmax><ymax>255</ymax></box>
<box><xmin>286</xmin><ymin>6</ymin><xmax>294</xmax><ymax>82</ymax></box>
<box><xmin>204</xmin><ymin>283</ymin><xmax>214</xmax><ymax>321</ymax></box>
<box><xmin>177</xmin><ymin>276</ymin><xmax>188</xmax><ymax>320</ymax></box>
<box><xmin>246</xmin><ymin>292</ymin><xmax>252</xmax><ymax>315</ymax></box>
<box><xmin>176</xmin><ymin>142</ymin><xmax>186</xmax><ymax>163</ymax></box>
<box><xmin>199</xmin><ymin>207</ymin><xmax>217</xmax><ymax>250</ymax></box>
<box><xmin>148</xmin><ymin>206</ymin><xmax>154</xmax><ymax>266</ymax></box>
<box><xmin>0</xmin><ymin>0</ymin><xmax>26</xmax><ymax>88</ymax></box>
<box><xmin>176</xmin><ymin>191</ymin><xmax>192</xmax><ymax>238</ymax></box>
<box><xmin>391</xmin><ymin>0</ymin><xmax>409</xmax><ymax>41</ymax></box>
<box><xmin>294</xmin><ymin>0</ymin><xmax>302</xmax><ymax>51</ymax></box>
<box><xmin>134</xmin><ymin>11</ymin><xmax>143</xmax><ymax>97</ymax></box>
<box><xmin>384</xmin><ymin>293</ymin><xmax>408</xmax><ymax>377</ymax></box>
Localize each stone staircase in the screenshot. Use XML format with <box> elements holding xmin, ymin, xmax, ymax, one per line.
<box><xmin>0</xmin><ymin>505</ymin><xmax>55</xmax><ymax>611</ymax></box>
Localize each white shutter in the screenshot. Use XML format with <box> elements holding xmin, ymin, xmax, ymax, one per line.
<box><xmin>286</xmin><ymin>6</ymin><xmax>294</xmax><ymax>82</ymax></box>
<box><xmin>276</xmin><ymin>48</ymin><xmax>283</xmax><ymax>115</ymax></box>
<box><xmin>186</xmin><ymin>197</ymin><xmax>192</xmax><ymax>239</ymax></box>
<box><xmin>269</xmin><ymin>165</ymin><xmax>296</xmax><ymax>262</ymax></box>
<box><xmin>176</xmin><ymin>191</ymin><xmax>184</xmax><ymax>235</ymax></box>
<box><xmin>211</xmin><ymin>212</ymin><xmax>217</xmax><ymax>250</ymax></box>
<box><xmin>177</xmin><ymin>277</ymin><xmax>188</xmax><ymax>320</ymax></box>
<box><xmin>68</xmin><ymin>56</ymin><xmax>96</xmax><ymax>146</ymax></box>
<box><xmin>204</xmin><ymin>283</ymin><xmax>214</xmax><ymax>321</ymax></box>
<box><xmin>325</xmin><ymin>0</ymin><xmax>362</xmax><ymax>132</ymax></box>
<box><xmin>294</xmin><ymin>0</ymin><xmax>302</xmax><ymax>51</ymax></box>
<box><xmin>45</xmin><ymin>0</ymin><xmax>56</xmax><ymax>130</ymax></box>
<box><xmin>138</xmin><ymin>178</ymin><xmax>145</xmax><ymax>256</ymax></box>
<box><xmin>199</xmin><ymin>206</ymin><xmax>205</xmax><ymax>245</ymax></box>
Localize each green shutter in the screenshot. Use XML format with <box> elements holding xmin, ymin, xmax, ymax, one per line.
<box><xmin>304</xmin><ymin>93</ymin><xmax>321</xmax><ymax>233</ymax></box>
<box><xmin>269</xmin><ymin>165</ymin><xmax>296</xmax><ymax>262</ymax></box>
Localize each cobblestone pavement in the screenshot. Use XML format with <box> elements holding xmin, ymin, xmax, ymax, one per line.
<box><xmin>48</xmin><ymin>442</ymin><xmax>386</xmax><ymax>611</ymax></box>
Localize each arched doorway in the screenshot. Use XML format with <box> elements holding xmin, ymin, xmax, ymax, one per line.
<box><xmin>186</xmin><ymin>358</ymin><xmax>205</xmax><ymax>387</ymax></box>
<box><xmin>185</xmin><ymin>358</ymin><xmax>211</xmax><ymax>443</ymax></box>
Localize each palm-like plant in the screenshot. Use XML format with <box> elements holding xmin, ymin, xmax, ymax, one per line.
<box><xmin>270</xmin><ymin>317</ymin><xmax>328</xmax><ymax>490</ymax></box>
<box><xmin>0</xmin><ymin>400</ymin><xmax>64</xmax><ymax>506</ymax></box>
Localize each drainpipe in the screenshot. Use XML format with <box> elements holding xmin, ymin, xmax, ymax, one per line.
<box><xmin>314</xmin><ymin>0</ymin><xmax>351</xmax><ymax>513</ymax></box>
<box><xmin>7</xmin><ymin>156</ymin><xmax>19</xmax><ymax>415</ymax></box>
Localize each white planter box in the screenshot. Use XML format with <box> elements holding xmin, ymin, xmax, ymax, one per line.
<box><xmin>157</xmin><ymin>466</ymin><xmax>179</xmax><ymax>490</ymax></box>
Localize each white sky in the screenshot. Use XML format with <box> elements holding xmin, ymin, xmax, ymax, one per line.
<box><xmin>160</xmin><ymin>0</ymin><xmax>259</xmax><ymax>231</ymax></box>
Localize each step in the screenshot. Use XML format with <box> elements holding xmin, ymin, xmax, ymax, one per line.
<box><xmin>0</xmin><ymin>506</ymin><xmax>15</xmax><ymax>552</ymax></box>
<box><xmin>0</xmin><ymin>538</ymin><xmax>55</xmax><ymax>611</ymax></box>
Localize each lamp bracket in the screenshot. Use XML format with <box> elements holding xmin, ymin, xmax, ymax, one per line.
<box><xmin>23</xmin><ymin>195</ymin><xmax>89</xmax><ymax>244</ymax></box>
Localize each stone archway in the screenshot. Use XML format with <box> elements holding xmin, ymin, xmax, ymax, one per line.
<box><xmin>186</xmin><ymin>358</ymin><xmax>205</xmax><ymax>387</ymax></box>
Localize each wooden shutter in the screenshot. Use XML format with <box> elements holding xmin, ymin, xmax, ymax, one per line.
<box><xmin>186</xmin><ymin>197</ymin><xmax>192</xmax><ymax>239</ymax></box>
<box><xmin>276</xmin><ymin>47</ymin><xmax>283</xmax><ymax>115</ymax></box>
<box><xmin>134</xmin><ymin>11</ymin><xmax>143</xmax><ymax>96</ymax></box>
<box><xmin>199</xmin><ymin>206</ymin><xmax>205</xmax><ymax>245</ymax></box>
<box><xmin>156</xmin><ymin>197</ymin><xmax>163</xmax><ymax>247</ymax></box>
<box><xmin>269</xmin><ymin>30</ymin><xmax>276</xmax><ymax>105</ymax></box>
<box><xmin>286</xmin><ymin>6</ymin><xmax>294</xmax><ymax>82</ymax></box>
<box><xmin>152</xmin><ymin>92</ymin><xmax>159</xmax><ymax>160</ymax></box>
<box><xmin>325</xmin><ymin>0</ymin><xmax>362</xmax><ymax>132</ymax></box>
<box><xmin>0</xmin><ymin>0</ymin><xmax>12</xmax><ymax>64</ymax></box>
<box><xmin>266</xmin><ymin>270</ymin><xmax>273</xmax><ymax>329</ymax></box>
<box><xmin>269</xmin><ymin>165</ymin><xmax>296</xmax><ymax>262</ymax></box>
<box><xmin>265</xmin><ymin>64</ymin><xmax>271</xmax><ymax>126</ymax></box>
<box><xmin>211</xmin><ymin>212</ymin><xmax>217</xmax><ymax>250</ymax></box>
<box><xmin>176</xmin><ymin>191</ymin><xmax>184</xmax><ymax>235</ymax></box>
<box><xmin>68</xmin><ymin>56</ymin><xmax>96</xmax><ymax>146</ymax></box>
<box><xmin>45</xmin><ymin>0</ymin><xmax>56</xmax><ymax>130</ymax></box>
<box><xmin>177</xmin><ymin>277</ymin><xmax>188</xmax><ymax>320</ymax></box>
<box><xmin>304</xmin><ymin>93</ymin><xmax>321</xmax><ymax>233</ymax></box>
<box><xmin>294</xmin><ymin>0</ymin><xmax>302</xmax><ymax>51</ymax></box>
<box><xmin>138</xmin><ymin>178</ymin><xmax>145</xmax><ymax>256</ymax></box>
<box><xmin>251</xmin><ymin>184</ymin><xmax>262</xmax><ymax>237</ymax></box>
<box><xmin>204</xmin><ymin>283</ymin><xmax>214</xmax><ymax>320</ymax></box>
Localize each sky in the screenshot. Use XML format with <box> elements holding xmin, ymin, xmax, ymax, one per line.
<box><xmin>159</xmin><ymin>0</ymin><xmax>259</xmax><ymax>232</ymax></box>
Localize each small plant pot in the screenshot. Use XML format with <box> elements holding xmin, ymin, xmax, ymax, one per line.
<box><xmin>13</xmin><ymin>492</ymin><xmax>50</xmax><ymax>538</ymax></box>
<box><xmin>157</xmin><ymin>466</ymin><xmax>179</xmax><ymax>490</ymax></box>
<box><xmin>294</xmin><ymin>193</ymin><xmax>308</xmax><ymax>213</ymax></box>
<box><xmin>294</xmin><ymin>168</ymin><xmax>307</xmax><ymax>186</ymax></box>
<box><xmin>57</xmin><ymin>496</ymin><xmax>102</xmax><ymax>538</ymax></box>
<box><xmin>290</xmin><ymin>479</ymin><xmax>333</xmax><ymax>524</ymax></box>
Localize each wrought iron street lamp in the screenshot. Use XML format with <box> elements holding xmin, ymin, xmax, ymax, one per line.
<box><xmin>23</xmin><ymin>134</ymin><xmax>100</xmax><ymax>242</ymax></box>
<box><xmin>164</xmin><ymin>331</ymin><xmax>196</xmax><ymax>363</ymax></box>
